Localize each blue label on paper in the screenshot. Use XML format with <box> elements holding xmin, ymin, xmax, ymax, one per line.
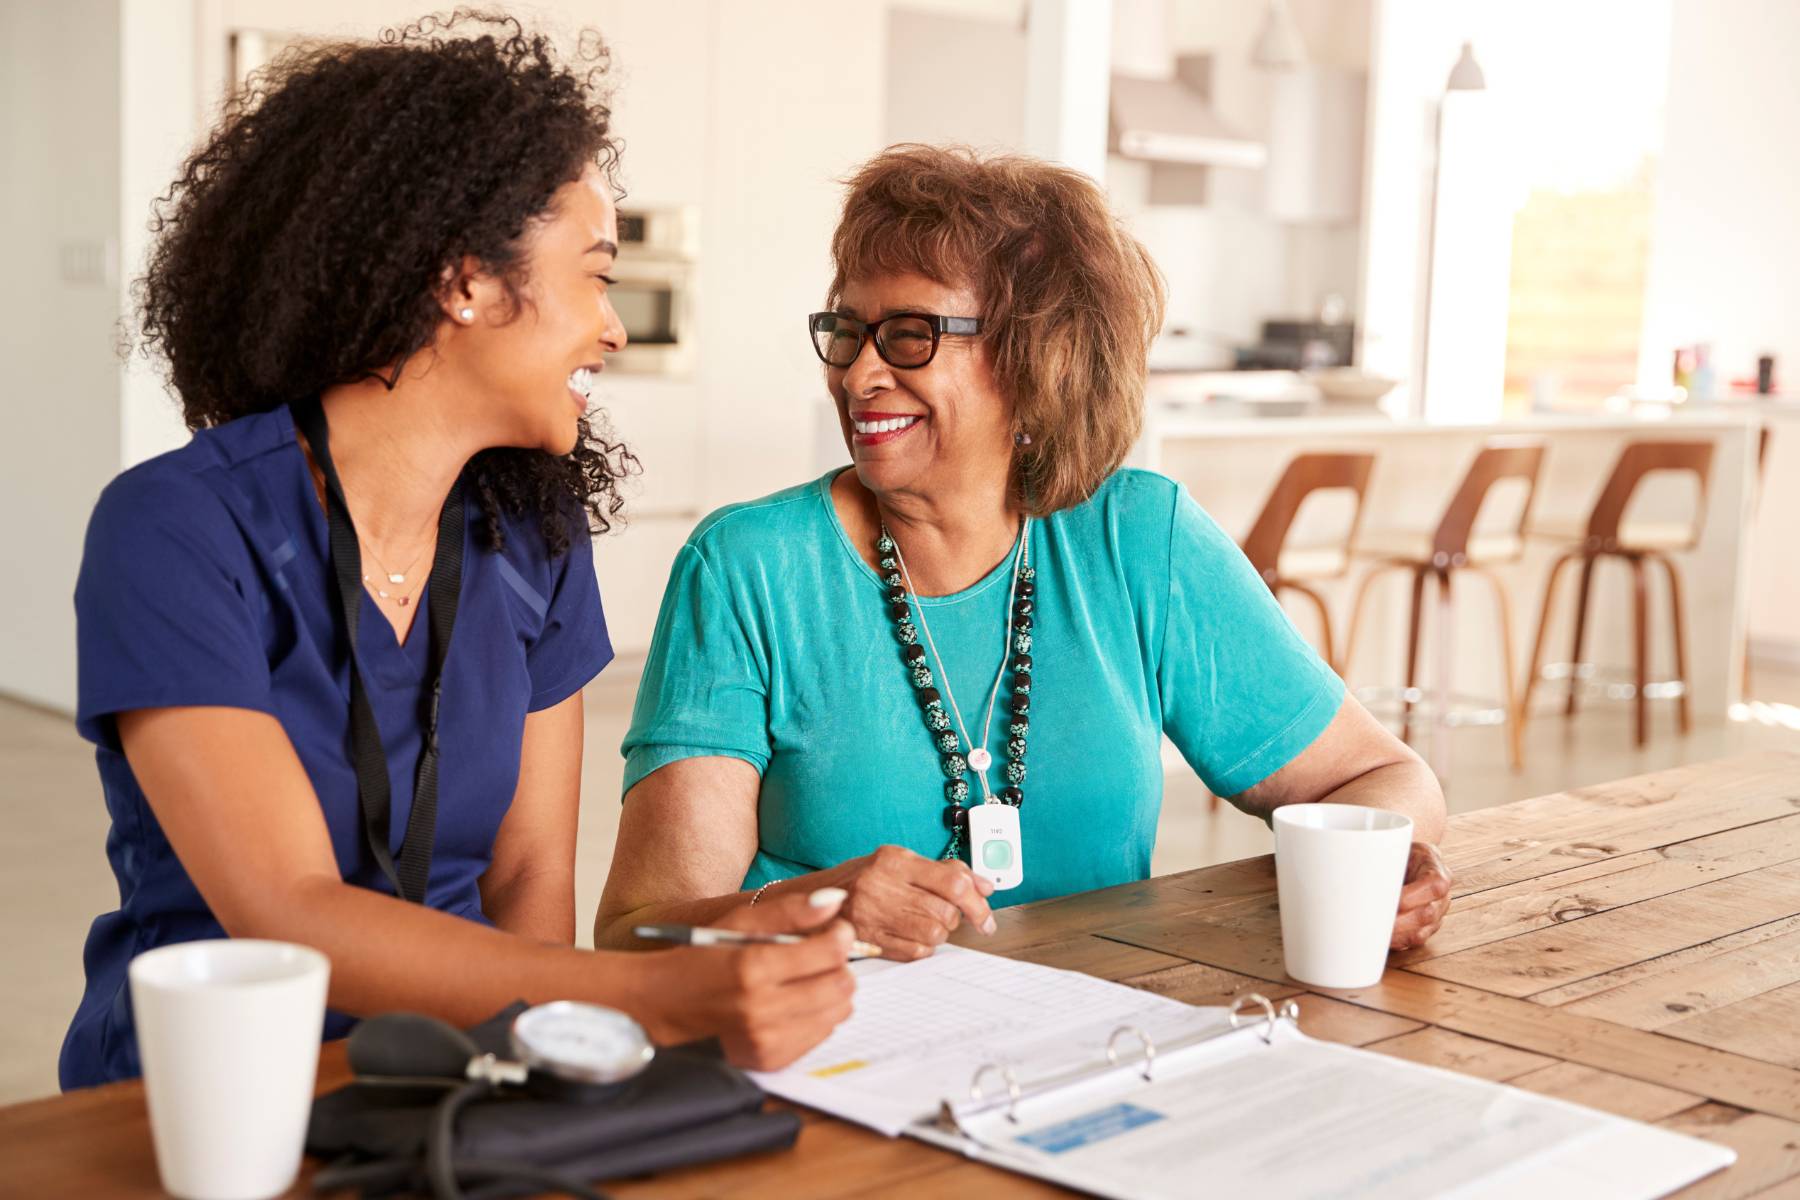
<box><xmin>1014</xmin><ymin>1103</ymin><xmax>1165</xmax><ymax>1155</ymax></box>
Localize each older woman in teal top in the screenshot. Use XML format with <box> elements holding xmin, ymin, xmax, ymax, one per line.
<box><xmin>597</xmin><ymin>145</ymin><xmax>1452</xmax><ymax>960</ymax></box>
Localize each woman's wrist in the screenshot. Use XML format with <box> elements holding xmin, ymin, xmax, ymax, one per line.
<box><xmin>749</xmin><ymin>865</ymin><xmax>840</xmax><ymax>907</ymax></box>
<box><xmin>554</xmin><ymin>943</ymin><xmax>685</xmax><ymax>1043</ymax></box>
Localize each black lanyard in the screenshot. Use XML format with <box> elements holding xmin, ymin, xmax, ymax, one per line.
<box><xmin>291</xmin><ymin>396</ymin><xmax>465</xmax><ymax>904</ymax></box>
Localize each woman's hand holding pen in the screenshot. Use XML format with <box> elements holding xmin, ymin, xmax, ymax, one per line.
<box><xmin>630</xmin><ymin>887</ymin><xmax>857</xmax><ymax>1071</ymax></box>
<box><xmin>814</xmin><ymin>844</ymin><xmax>998</xmax><ymax>961</ymax></box>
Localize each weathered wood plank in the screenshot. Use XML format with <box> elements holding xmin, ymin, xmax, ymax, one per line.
<box><xmin>1312</xmin><ymin>973</ymin><xmax>1800</xmax><ymax>1125</ymax></box>
<box><xmin>1441</xmin><ymin>751</ymin><xmax>1800</xmax><ymax>895</ymax></box>
<box><xmin>957</xmin><ymin>857</ymin><xmax>1277</xmax><ymax>954</ymax></box>
<box><xmin>1506</xmin><ymin>1061</ymin><xmax>1703</xmax><ymax>1123</ymax></box>
<box><xmin>1396</xmin><ymin>815</ymin><xmax>1800</xmax><ymax>965</ymax></box>
<box><xmin>1536</xmin><ymin>915</ymin><xmax>1800</xmax><ymax>1009</ymax></box>
<box><xmin>1364</xmin><ymin>1027</ymin><xmax>1558</xmax><ymax>1080</ymax></box>
<box><xmin>1100</xmin><ymin>915</ymin><xmax>1289</xmax><ymax>984</ymax></box>
<box><xmin>1660</xmin><ymin>1104</ymin><xmax>1800</xmax><ymax>1200</ymax></box>
<box><xmin>1664</xmin><ymin>983</ymin><xmax>1800</xmax><ymax>1070</ymax></box>
<box><xmin>1119</xmin><ymin>960</ymin><xmax>1300</xmax><ymax>1008</ymax></box>
<box><xmin>846</xmin><ymin>1160</ymin><xmax>1072</xmax><ymax>1199</ymax></box>
<box><xmin>1003</xmin><ymin>933</ymin><xmax>1188</xmax><ymax>981</ymax></box>
<box><xmin>1561</xmin><ymin>922</ymin><xmax>1800</xmax><ymax>1029</ymax></box>
<box><xmin>1408</xmin><ymin>862</ymin><xmax>1800</xmax><ymax>998</ymax></box>
<box><xmin>1290</xmin><ymin>994</ymin><xmax>1428</xmax><ymax>1047</ymax></box>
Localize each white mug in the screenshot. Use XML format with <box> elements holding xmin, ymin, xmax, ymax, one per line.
<box><xmin>129</xmin><ymin>939</ymin><xmax>330</xmax><ymax>1200</ymax></box>
<box><xmin>1273</xmin><ymin>804</ymin><xmax>1413</xmax><ymax>989</ymax></box>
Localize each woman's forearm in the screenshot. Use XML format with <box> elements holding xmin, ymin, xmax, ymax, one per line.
<box><xmin>243</xmin><ymin>875</ymin><xmax>671</xmax><ymax>1036</ymax></box>
<box><xmin>593</xmin><ymin>870</ymin><xmax>835</xmax><ymax>949</ymax></box>
<box><xmin>1318</xmin><ymin>758</ymin><xmax>1447</xmax><ymax>844</ymax></box>
<box><xmin>483</xmin><ymin>866</ymin><xmax>577</xmax><ymax>945</ymax></box>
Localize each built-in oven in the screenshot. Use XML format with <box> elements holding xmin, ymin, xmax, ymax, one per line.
<box><xmin>607</xmin><ymin>206</ymin><xmax>697</xmax><ymax>377</ymax></box>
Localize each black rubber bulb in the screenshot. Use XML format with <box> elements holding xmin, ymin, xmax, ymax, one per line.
<box><xmin>348</xmin><ymin>1012</ymin><xmax>482</xmax><ymax>1080</ymax></box>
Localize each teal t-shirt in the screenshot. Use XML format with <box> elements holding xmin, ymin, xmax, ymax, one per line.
<box><xmin>622</xmin><ymin>467</ymin><xmax>1344</xmax><ymax>907</ymax></box>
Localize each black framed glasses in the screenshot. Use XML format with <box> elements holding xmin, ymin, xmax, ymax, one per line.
<box><xmin>808</xmin><ymin>311</ymin><xmax>983</xmax><ymax>370</ymax></box>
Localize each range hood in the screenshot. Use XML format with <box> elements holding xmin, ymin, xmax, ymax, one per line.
<box><xmin>1110</xmin><ymin>63</ymin><xmax>1267</xmax><ymax>170</ymax></box>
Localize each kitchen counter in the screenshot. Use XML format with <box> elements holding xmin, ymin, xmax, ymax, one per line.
<box><xmin>1140</xmin><ymin>402</ymin><xmax>1760</xmax><ymax>444</ymax></box>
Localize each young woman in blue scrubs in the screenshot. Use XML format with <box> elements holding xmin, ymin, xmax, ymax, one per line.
<box><xmin>61</xmin><ymin>13</ymin><xmax>852</xmax><ymax>1089</ymax></box>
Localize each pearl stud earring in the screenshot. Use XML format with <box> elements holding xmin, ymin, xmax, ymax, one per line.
<box><xmin>1014</xmin><ymin>430</ymin><xmax>1033</xmax><ymax>447</ymax></box>
<box><xmin>458</xmin><ymin>307</ymin><xmax>475</xmax><ymax>322</ymax></box>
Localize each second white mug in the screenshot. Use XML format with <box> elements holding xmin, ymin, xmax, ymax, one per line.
<box><xmin>1273</xmin><ymin>804</ymin><xmax>1413</xmax><ymax>989</ymax></box>
<box><xmin>129</xmin><ymin>938</ymin><xmax>330</xmax><ymax>1200</ymax></box>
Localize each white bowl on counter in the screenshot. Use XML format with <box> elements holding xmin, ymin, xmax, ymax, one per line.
<box><xmin>1307</xmin><ymin>369</ymin><xmax>1398</xmax><ymax>408</ymax></box>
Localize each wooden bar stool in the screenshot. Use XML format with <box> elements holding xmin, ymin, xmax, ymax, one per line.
<box><xmin>1520</xmin><ymin>439</ymin><xmax>1714</xmax><ymax>748</ymax></box>
<box><xmin>1344</xmin><ymin>441</ymin><xmax>1546</xmax><ymax>773</ymax></box>
<box><xmin>1240</xmin><ymin>451</ymin><xmax>1376</xmax><ymax>669</ymax></box>
<box><xmin>1746</xmin><ymin>424</ymin><xmax>1772</xmax><ymax>698</ymax></box>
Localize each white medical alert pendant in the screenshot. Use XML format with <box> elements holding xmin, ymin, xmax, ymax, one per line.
<box><xmin>967</xmin><ymin>801</ymin><xmax>1024</xmax><ymax>891</ymax></box>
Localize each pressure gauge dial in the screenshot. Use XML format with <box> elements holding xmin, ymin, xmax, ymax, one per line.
<box><xmin>509</xmin><ymin>1001</ymin><xmax>654</xmax><ymax>1086</ymax></box>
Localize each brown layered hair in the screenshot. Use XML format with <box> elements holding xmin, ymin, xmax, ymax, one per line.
<box><xmin>827</xmin><ymin>144</ymin><xmax>1166</xmax><ymax>515</ymax></box>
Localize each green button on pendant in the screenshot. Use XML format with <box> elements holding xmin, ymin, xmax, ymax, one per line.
<box><xmin>981</xmin><ymin>838</ymin><xmax>1015</xmax><ymax>869</ymax></box>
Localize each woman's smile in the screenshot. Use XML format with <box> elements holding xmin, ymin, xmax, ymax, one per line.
<box><xmin>850</xmin><ymin>410</ymin><xmax>925</xmax><ymax>446</ymax></box>
<box><xmin>567</xmin><ymin>364</ymin><xmax>603</xmax><ymax>414</ymax></box>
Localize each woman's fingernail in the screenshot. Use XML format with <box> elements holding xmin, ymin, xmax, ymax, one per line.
<box><xmin>981</xmin><ymin>916</ymin><xmax>997</xmax><ymax>935</ymax></box>
<box><xmin>809</xmin><ymin>886</ymin><xmax>848</xmax><ymax>908</ymax></box>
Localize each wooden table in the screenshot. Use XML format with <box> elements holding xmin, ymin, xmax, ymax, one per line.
<box><xmin>8</xmin><ymin>750</ymin><xmax>1800</xmax><ymax>1198</ymax></box>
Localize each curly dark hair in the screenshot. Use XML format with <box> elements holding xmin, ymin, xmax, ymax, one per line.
<box><xmin>136</xmin><ymin>8</ymin><xmax>637</xmax><ymax>555</ymax></box>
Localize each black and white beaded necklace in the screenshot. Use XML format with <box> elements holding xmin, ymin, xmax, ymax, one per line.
<box><xmin>878</xmin><ymin>520</ymin><xmax>1036</xmax><ymax>862</ymax></box>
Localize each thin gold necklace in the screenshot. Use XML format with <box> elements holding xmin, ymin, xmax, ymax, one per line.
<box><xmin>302</xmin><ymin>437</ymin><xmax>431</xmax><ymax>609</ymax></box>
<box><xmin>361</xmin><ymin>539</ymin><xmax>428</xmax><ymax>607</ymax></box>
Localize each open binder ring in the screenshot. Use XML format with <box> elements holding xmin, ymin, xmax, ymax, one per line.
<box><xmin>969</xmin><ymin>1064</ymin><xmax>1024</xmax><ymax>1123</ymax></box>
<box><xmin>1228</xmin><ymin>993</ymin><xmax>1289</xmax><ymax>1043</ymax></box>
<box><xmin>1105</xmin><ymin>1025</ymin><xmax>1157</xmax><ymax>1080</ymax></box>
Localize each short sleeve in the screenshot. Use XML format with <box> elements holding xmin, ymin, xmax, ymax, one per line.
<box><xmin>75</xmin><ymin>469</ymin><xmax>275</xmax><ymax>750</ymax></box>
<box><xmin>620</xmin><ymin>544</ymin><xmax>771</xmax><ymax>795</ymax></box>
<box><xmin>525</xmin><ymin>530</ymin><xmax>614</xmax><ymax>711</ymax></box>
<box><xmin>1158</xmin><ymin>485</ymin><xmax>1345</xmax><ymax>797</ymax></box>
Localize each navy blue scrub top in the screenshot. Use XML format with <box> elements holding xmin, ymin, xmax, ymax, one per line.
<box><xmin>60</xmin><ymin>404</ymin><xmax>613</xmax><ymax>1089</ymax></box>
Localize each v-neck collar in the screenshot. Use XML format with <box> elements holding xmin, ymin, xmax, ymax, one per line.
<box><xmin>277</xmin><ymin>404</ymin><xmax>438</xmax><ymax>688</ymax></box>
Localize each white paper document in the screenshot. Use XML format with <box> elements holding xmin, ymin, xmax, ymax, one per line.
<box><xmin>941</xmin><ymin>1021</ymin><xmax>1734</xmax><ymax>1200</ymax></box>
<box><xmin>753</xmin><ymin>945</ymin><xmax>1732</xmax><ymax>1198</ymax></box>
<box><xmin>749</xmin><ymin>944</ymin><xmax>1230</xmax><ymax>1136</ymax></box>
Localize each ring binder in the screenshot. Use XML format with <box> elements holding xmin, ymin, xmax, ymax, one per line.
<box><xmin>1227</xmin><ymin>993</ymin><xmax>1298</xmax><ymax>1044</ymax></box>
<box><xmin>1105</xmin><ymin>1026</ymin><xmax>1156</xmax><ymax>1080</ymax></box>
<box><xmin>756</xmin><ymin>947</ymin><xmax>1735</xmax><ymax>1200</ymax></box>
<box><xmin>969</xmin><ymin>1064</ymin><xmax>1024</xmax><ymax>1124</ymax></box>
<box><xmin>941</xmin><ymin>993</ymin><xmax>1301</xmax><ymax>1135</ymax></box>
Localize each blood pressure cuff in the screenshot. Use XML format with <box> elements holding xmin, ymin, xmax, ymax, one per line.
<box><xmin>306</xmin><ymin>1004</ymin><xmax>802</xmax><ymax>1197</ymax></box>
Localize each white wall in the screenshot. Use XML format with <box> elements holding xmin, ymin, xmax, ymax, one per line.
<box><xmin>885</xmin><ymin>7</ymin><xmax>1026</xmax><ymax>150</ymax></box>
<box><xmin>1646</xmin><ymin>2</ymin><xmax>1800</xmax><ymax>660</ymax></box>
<box><xmin>1638</xmin><ymin>0</ymin><xmax>1800</xmax><ymax>394</ymax></box>
<box><xmin>0</xmin><ymin>0</ymin><xmax>126</xmax><ymax>712</ymax></box>
<box><xmin>120</xmin><ymin>0</ymin><xmax>200</xmax><ymax>467</ymax></box>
